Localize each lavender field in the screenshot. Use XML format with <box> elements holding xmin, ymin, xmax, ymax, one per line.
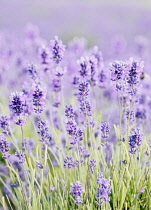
<box><xmin>0</xmin><ymin>1</ymin><xmax>151</xmax><ymax>209</ymax></box>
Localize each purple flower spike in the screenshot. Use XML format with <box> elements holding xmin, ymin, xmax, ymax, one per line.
<box><xmin>50</xmin><ymin>36</ymin><xmax>66</xmax><ymax>64</ymax></box>
<box><xmin>100</xmin><ymin>122</ymin><xmax>110</xmax><ymax>139</ymax></box>
<box><xmin>15</xmin><ymin>150</ymin><xmax>25</xmax><ymax>164</ymax></box>
<box><xmin>96</xmin><ymin>173</ymin><xmax>111</xmax><ymax>205</ymax></box>
<box><xmin>70</xmin><ymin>181</ymin><xmax>84</xmax><ymax>204</ymax></box>
<box><xmin>9</xmin><ymin>92</ymin><xmax>26</xmax><ymax>116</ymax></box>
<box><xmin>128</xmin><ymin>128</ymin><xmax>143</xmax><ymax>154</ymax></box>
<box><xmin>31</xmin><ymin>84</ymin><xmax>46</xmax><ymax>114</ymax></box>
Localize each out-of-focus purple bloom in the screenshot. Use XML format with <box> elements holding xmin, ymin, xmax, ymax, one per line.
<box><xmin>89</xmin><ymin>159</ymin><xmax>96</xmax><ymax>173</ymax></box>
<box><xmin>92</xmin><ymin>46</ymin><xmax>103</xmax><ymax>69</ymax></box>
<box><xmin>65</xmin><ymin>119</ymin><xmax>83</xmax><ymax>145</ymax></box>
<box><xmin>68</xmin><ymin>37</ymin><xmax>87</xmax><ymax>55</ymax></box>
<box><xmin>15</xmin><ymin>150</ymin><xmax>25</xmax><ymax>164</ymax></box>
<box><xmin>9</xmin><ymin>92</ymin><xmax>26</xmax><ymax>116</ymax></box>
<box><xmin>79</xmin><ymin>147</ymin><xmax>90</xmax><ymax>158</ymax></box>
<box><xmin>63</xmin><ymin>156</ymin><xmax>75</xmax><ymax>169</ymax></box>
<box><xmin>37</xmin><ymin>117</ymin><xmax>54</xmax><ymax>146</ymax></box>
<box><xmin>11</xmin><ymin>182</ymin><xmax>19</xmax><ymax>187</ymax></box>
<box><xmin>72</xmin><ymin>76</ymin><xmax>79</xmax><ymax>86</ymax></box>
<box><xmin>78</xmin><ymin>82</ymin><xmax>89</xmax><ymax>98</ymax></box>
<box><xmin>0</xmin><ymin>133</ymin><xmax>10</xmax><ymax>159</ymax></box>
<box><xmin>66</xmin><ymin>120</ymin><xmax>77</xmax><ymax>136</ymax></box>
<box><xmin>110</xmin><ymin>60</ymin><xmax>126</xmax><ymax>82</ymax></box>
<box><xmin>70</xmin><ymin>181</ymin><xmax>84</xmax><ymax>204</ymax></box>
<box><xmin>52</xmin><ymin>78</ymin><xmax>61</xmax><ymax>92</ymax></box>
<box><xmin>126</xmin><ymin>58</ymin><xmax>144</xmax><ymax>95</ymax></box>
<box><xmin>129</xmin><ymin>128</ymin><xmax>143</xmax><ymax>154</ymax></box>
<box><xmin>77</xmin><ymin>57</ymin><xmax>91</xmax><ymax>79</ymax></box>
<box><xmin>76</xmin><ymin>128</ymin><xmax>83</xmax><ymax>141</ymax></box>
<box><xmin>50</xmin><ymin>185</ymin><xmax>55</xmax><ymax>192</ymax></box>
<box><xmin>31</xmin><ymin>84</ymin><xmax>46</xmax><ymax>114</ymax></box>
<box><xmin>36</xmin><ymin>161</ymin><xmax>44</xmax><ymax>169</ymax></box>
<box><xmin>80</xmin><ymin>100</ymin><xmax>92</xmax><ymax>116</ymax></box>
<box><xmin>135</xmin><ymin>108</ymin><xmax>146</xmax><ymax>120</ymax></box>
<box><xmin>96</xmin><ymin>173</ymin><xmax>111</xmax><ymax>205</ymax></box>
<box><xmin>139</xmin><ymin>187</ymin><xmax>145</xmax><ymax>193</ymax></box>
<box><xmin>25</xmin><ymin>23</ymin><xmax>40</xmax><ymax>40</ymax></box>
<box><xmin>65</xmin><ymin>105</ymin><xmax>75</xmax><ymax>119</ymax></box>
<box><xmin>100</xmin><ymin>122</ymin><xmax>110</xmax><ymax>138</ymax></box>
<box><xmin>55</xmin><ymin>67</ymin><xmax>66</xmax><ymax>77</ymax></box>
<box><xmin>88</xmin><ymin>56</ymin><xmax>98</xmax><ymax>86</ymax></box>
<box><xmin>39</xmin><ymin>46</ymin><xmax>50</xmax><ymax>65</ymax></box>
<box><xmin>50</xmin><ymin>36</ymin><xmax>65</xmax><ymax>64</ymax></box>
<box><xmin>26</xmin><ymin>63</ymin><xmax>39</xmax><ymax>83</ymax></box>
<box><xmin>22</xmin><ymin>138</ymin><xmax>35</xmax><ymax>151</ymax></box>
<box><xmin>98</xmin><ymin>70</ymin><xmax>107</xmax><ymax>88</ymax></box>
<box><xmin>122</xmin><ymin>160</ymin><xmax>127</xmax><ymax>164</ymax></box>
<box><xmin>0</xmin><ymin>115</ymin><xmax>10</xmax><ymax>135</ymax></box>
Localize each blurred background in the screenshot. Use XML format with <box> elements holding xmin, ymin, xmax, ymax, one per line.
<box><xmin>0</xmin><ymin>0</ymin><xmax>151</xmax><ymax>45</ymax></box>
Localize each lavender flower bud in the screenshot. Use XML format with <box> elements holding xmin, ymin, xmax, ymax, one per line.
<box><xmin>50</xmin><ymin>36</ymin><xmax>66</xmax><ymax>64</ymax></box>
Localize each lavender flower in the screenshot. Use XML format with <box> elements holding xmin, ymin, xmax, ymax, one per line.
<box><xmin>9</xmin><ymin>92</ymin><xmax>26</xmax><ymax>116</ymax></box>
<box><xmin>0</xmin><ymin>133</ymin><xmax>10</xmax><ymax>159</ymax></box>
<box><xmin>22</xmin><ymin>138</ymin><xmax>35</xmax><ymax>151</ymax></box>
<box><xmin>50</xmin><ymin>36</ymin><xmax>66</xmax><ymax>64</ymax></box>
<box><xmin>92</xmin><ymin>46</ymin><xmax>103</xmax><ymax>68</ymax></box>
<box><xmin>96</xmin><ymin>173</ymin><xmax>111</xmax><ymax>205</ymax></box>
<box><xmin>50</xmin><ymin>185</ymin><xmax>55</xmax><ymax>192</ymax></box>
<box><xmin>63</xmin><ymin>156</ymin><xmax>75</xmax><ymax>169</ymax></box>
<box><xmin>77</xmin><ymin>57</ymin><xmax>91</xmax><ymax>79</ymax></box>
<box><xmin>26</xmin><ymin>63</ymin><xmax>39</xmax><ymax>82</ymax></box>
<box><xmin>78</xmin><ymin>82</ymin><xmax>89</xmax><ymax>98</ymax></box>
<box><xmin>52</xmin><ymin>78</ymin><xmax>61</xmax><ymax>92</ymax></box>
<box><xmin>110</xmin><ymin>60</ymin><xmax>126</xmax><ymax>82</ymax></box>
<box><xmin>39</xmin><ymin>46</ymin><xmax>50</xmax><ymax>65</ymax></box>
<box><xmin>15</xmin><ymin>150</ymin><xmax>25</xmax><ymax>164</ymax></box>
<box><xmin>65</xmin><ymin>105</ymin><xmax>75</xmax><ymax>119</ymax></box>
<box><xmin>31</xmin><ymin>85</ymin><xmax>46</xmax><ymax>113</ymax></box>
<box><xmin>36</xmin><ymin>161</ymin><xmax>44</xmax><ymax>169</ymax></box>
<box><xmin>126</xmin><ymin>58</ymin><xmax>144</xmax><ymax>95</ymax></box>
<box><xmin>0</xmin><ymin>115</ymin><xmax>10</xmax><ymax>135</ymax></box>
<box><xmin>70</xmin><ymin>181</ymin><xmax>84</xmax><ymax>204</ymax></box>
<box><xmin>129</xmin><ymin>128</ymin><xmax>143</xmax><ymax>154</ymax></box>
<box><xmin>100</xmin><ymin>122</ymin><xmax>110</xmax><ymax>138</ymax></box>
<box><xmin>37</xmin><ymin>117</ymin><xmax>54</xmax><ymax>146</ymax></box>
<box><xmin>89</xmin><ymin>159</ymin><xmax>96</xmax><ymax>173</ymax></box>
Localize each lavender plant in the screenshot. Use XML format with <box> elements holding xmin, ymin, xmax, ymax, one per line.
<box><xmin>0</xmin><ymin>27</ymin><xmax>151</xmax><ymax>210</ymax></box>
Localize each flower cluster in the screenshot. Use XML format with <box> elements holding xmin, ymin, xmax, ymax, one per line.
<box><xmin>0</xmin><ymin>133</ymin><xmax>10</xmax><ymax>159</ymax></box>
<box><xmin>129</xmin><ymin>128</ymin><xmax>143</xmax><ymax>154</ymax></box>
<box><xmin>15</xmin><ymin>150</ymin><xmax>25</xmax><ymax>164</ymax></box>
<box><xmin>37</xmin><ymin>117</ymin><xmax>54</xmax><ymax>146</ymax></box>
<box><xmin>100</xmin><ymin>122</ymin><xmax>110</xmax><ymax>139</ymax></box>
<box><xmin>96</xmin><ymin>173</ymin><xmax>112</xmax><ymax>205</ymax></box>
<box><xmin>50</xmin><ymin>36</ymin><xmax>66</xmax><ymax>64</ymax></box>
<box><xmin>70</xmin><ymin>181</ymin><xmax>84</xmax><ymax>204</ymax></box>
<box><xmin>89</xmin><ymin>159</ymin><xmax>96</xmax><ymax>173</ymax></box>
<box><xmin>31</xmin><ymin>85</ymin><xmax>46</xmax><ymax>113</ymax></box>
<box><xmin>0</xmin><ymin>115</ymin><xmax>10</xmax><ymax>135</ymax></box>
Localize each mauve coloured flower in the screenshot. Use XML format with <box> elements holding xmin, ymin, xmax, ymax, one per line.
<box><xmin>9</xmin><ymin>92</ymin><xmax>26</xmax><ymax>116</ymax></box>
<box><xmin>129</xmin><ymin>128</ymin><xmax>143</xmax><ymax>154</ymax></box>
<box><xmin>0</xmin><ymin>115</ymin><xmax>10</xmax><ymax>135</ymax></box>
<box><xmin>70</xmin><ymin>181</ymin><xmax>84</xmax><ymax>204</ymax></box>
<box><xmin>100</xmin><ymin>122</ymin><xmax>110</xmax><ymax>139</ymax></box>
<box><xmin>96</xmin><ymin>173</ymin><xmax>112</xmax><ymax>205</ymax></box>
<box><xmin>50</xmin><ymin>185</ymin><xmax>55</xmax><ymax>192</ymax></box>
<box><xmin>31</xmin><ymin>84</ymin><xmax>46</xmax><ymax>114</ymax></box>
<box><xmin>0</xmin><ymin>133</ymin><xmax>10</xmax><ymax>156</ymax></box>
<box><xmin>63</xmin><ymin>156</ymin><xmax>75</xmax><ymax>169</ymax></box>
<box><xmin>15</xmin><ymin>150</ymin><xmax>25</xmax><ymax>164</ymax></box>
<box><xmin>50</xmin><ymin>36</ymin><xmax>66</xmax><ymax>64</ymax></box>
